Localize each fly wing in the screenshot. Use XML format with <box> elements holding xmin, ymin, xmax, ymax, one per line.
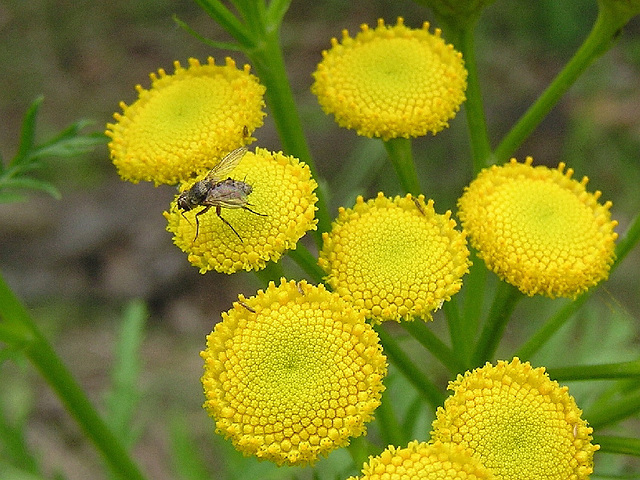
<box><xmin>204</xmin><ymin>147</ymin><xmax>248</xmax><ymax>183</ymax></box>
<box><xmin>204</xmin><ymin>181</ymin><xmax>250</xmax><ymax>209</ymax></box>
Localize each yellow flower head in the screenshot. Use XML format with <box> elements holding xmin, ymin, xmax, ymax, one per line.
<box><xmin>106</xmin><ymin>57</ymin><xmax>266</xmax><ymax>185</ymax></box>
<box><xmin>458</xmin><ymin>157</ymin><xmax>618</xmax><ymax>298</ymax></box>
<box><xmin>347</xmin><ymin>440</ymin><xmax>494</xmax><ymax>480</ymax></box>
<box><xmin>164</xmin><ymin>148</ymin><xmax>318</xmax><ymax>274</ymax></box>
<box><xmin>431</xmin><ymin>358</ymin><xmax>599</xmax><ymax>480</ymax></box>
<box><xmin>311</xmin><ymin>18</ymin><xmax>467</xmax><ymax>140</ymax></box>
<box><xmin>319</xmin><ymin>193</ymin><xmax>470</xmax><ymax>323</ymax></box>
<box><xmin>201</xmin><ymin>279</ymin><xmax>387</xmax><ymax>466</ymax></box>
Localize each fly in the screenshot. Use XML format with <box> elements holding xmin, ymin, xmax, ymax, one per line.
<box><xmin>177</xmin><ymin>147</ymin><xmax>265</xmax><ymax>241</ymax></box>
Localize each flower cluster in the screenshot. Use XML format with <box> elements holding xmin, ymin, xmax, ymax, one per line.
<box><xmin>105</xmin><ymin>12</ymin><xmax>620</xmax><ymax>477</ymax></box>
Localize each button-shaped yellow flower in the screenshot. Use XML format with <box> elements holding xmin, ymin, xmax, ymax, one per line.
<box><xmin>431</xmin><ymin>358</ymin><xmax>599</xmax><ymax>480</ymax></box>
<box><xmin>457</xmin><ymin>157</ymin><xmax>618</xmax><ymax>298</ymax></box>
<box><xmin>201</xmin><ymin>279</ymin><xmax>387</xmax><ymax>466</ymax></box>
<box><xmin>106</xmin><ymin>57</ymin><xmax>266</xmax><ymax>185</ymax></box>
<box><xmin>319</xmin><ymin>193</ymin><xmax>470</xmax><ymax>323</ymax></box>
<box><xmin>164</xmin><ymin>148</ymin><xmax>318</xmax><ymax>274</ymax></box>
<box><xmin>311</xmin><ymin>17</ymin><xmax>467</xmax><ymax>140</ymax></box>
<box><xmin>347</xmin><ymin>440</ymin><xmax>494</xmax><ymax>480</ymax></box>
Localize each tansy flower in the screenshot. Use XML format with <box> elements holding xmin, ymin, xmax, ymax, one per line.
<box><xmin>431</xmin><ymin>358</ymin><xmax>599</xmax><ymax>480</ymax></box>
<box><xmin>201</xmin><ymin>279</ymin><xmax>387</xmax><ymax>466</ymax></box>
<box><xmin>106</xmin><ymin>57</ymin><xmax>265</xmax><ymax>185</ymax></box>
<box><xmin>457</xmin><ymin>157</ymin><xmax>618</xmax><ymax>298</ymax></box>
<box><xmin>319</xmin><ymin>193</ymin><xmax>470</xmax><ymax>323</ymax></box>
<box><xmin>311</xmin><ymin>17</ymin><xmax>467</xmax><ymax>140</ymax></box>
<box><xmin>347</xmin><ymin>440</ymin><xmax>494</xmax><ymax>480</ymax></box>
<box><xmin>164</xmin><ymin>148</ymin><xmax>318</xmax><ymax>274</ymax></box>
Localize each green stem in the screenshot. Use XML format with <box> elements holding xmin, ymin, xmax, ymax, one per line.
<box><xmin>194</xmin><ymin>0</ymin><xmax>331</xmax><ymax>241</ymax></box>
<box><xmin>252</xmin><ymin>260</ymin><xmax>286</xmax><ymax>288</ymax></box>
<box><xmin>286</xmin><ymin>244</ymin><xmax>325</xmax><ymax>284</ymax></box>
<box><xmin>246</xmin><ymin>28</ymin><xmax>332</xmax><ymax>241</ymax></box>
<box><xmin>493</xmin><ymin>5</ymin><xmax>628</xmax><ymax>163</ymax></box>
<box><xmin>546</xmin><ymin>359</ymin><xmax>640</xmax><ymax>381</ymax></box>
<box><xmin>593</xmin><ymin>435</ymin><xmax>640</xmax><ymax>457</ymax></box>
<box><xmin>515</xmin><ymin>296</ymin><xmax>588</xmax><ymax>361</ymax></box>
<box><xmin>459</xmin><ymin>250</ymin><xmax>486</xmax><ymax>364</ymax></box>
<box><xmin>375</xmin><ymin>325</ymin><xmax>445</xmax><ymax>410</ymax></box>
<box><xmin>0</xmin><ymin>272</ymin><xmax>147</xmax><ymax>480</ymax></box>
<box><xmin>471</xmin><ymin>282</ymin><xmax>522</xmax><ymax>366</ymax></box>
<box><xmin>193</xmin><ymin>0</ymin><xmax>254</xmax><ymax>46</ymax></box>
<box><xmin>383</xmin><ymin>138</ymin><xmax>421</xmax><ymax>195</ymax></box>
<box><xmin>613</xmin><ymin>212</ymin><xmax>640</xmax><ymax>270</ymax></box>
<box><xmin>458</xmin><ymin>23</ymin><xmax>492</xmax><ymax>174</ymax></box>
<box><xmin>376</xmin><ymin>387</ymin><xmax>404</xmax><ymax>447</ymax></box>
<box><xmin>402</xmin><ymin>319</ymin><xmax>467</xmax><ymax>374</ymax></box>
<box><xmin>586</xmin><ymin>389</ymin><xmax>640</xmax><ymax>428</ymax></box>
<box><xmin>443</xmin><ymin>297</ymin><xmax>473</xmax><ymax>371</ymax></box>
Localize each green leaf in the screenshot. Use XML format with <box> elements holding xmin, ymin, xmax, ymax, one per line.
<box><xmin>31</xmin><ymin>130</ymin><xmax>106</xmax><ymax>160</ymax></box>
<box><xmin>0</xmin><ymin>177</ymin><xmax>61</xmax><ymax>200</ymax></box>
<box><xmin>0</xmin><ymin>191</ymin><xmax>27</xmax><ymax>203</ymax></box>
<box><xmin>172</xmin><ymin>14</ymin><xmax>243</xmax><ymax>51</ymax></box>
<box><xmin>104</xmin><ymin>300</ymin><xmax>147</xmax><ymax>448</ymax></box>
<box><xmin>169</xmin><ymin>416</ymin><xmax>211</xmax><ymax>480</ymax></box>
<box><xmin>11</xmin><ymin>96</ymin><xmax>44</xmax><ymax>168</ymax></box>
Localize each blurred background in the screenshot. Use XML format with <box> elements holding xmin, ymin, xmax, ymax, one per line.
<box><xmin>1</xmin><ymin>0</ymin><xmax>639</xmax><ymax>479</ymax></box>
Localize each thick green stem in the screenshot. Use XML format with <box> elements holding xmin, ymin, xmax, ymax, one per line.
<box><xmin>402</xmin><ymin>319</ymin><xmax>467</xmax><ymax>374</ymax></box>
<box><xmin>246</xmin><ymin>29</ymin><xmax>332</xmax><ymax>241</ymax></box>
<box><xmin>383</xmin><ymin>138</ymin><xmax>421</xmax><ymax>195</ymax></box>
<box><xmin>0</xmin><ymin>272</ymin><xmax>147</xmax><ymax>480</ymax></box>
<box><xmin>375</xmin><ymin>325</ymin><xmax>445</xmax><ymax>410</ymax></box>
<box><xmin>458</xmin><ymin>23</ymin><xmax>492</xmax><ymax>173</ymax></box>
<box><xmin>376</xmin><ymin>387</ymin><xmax>404</xmax><ymax>447</ymax></box>
<box><xmin>286</xmin><ymin>244</ymin><xmax>325</xmax><ymax>284</ymax></box>
<box><xmin>459</xmin><ymin>250</ymin><xmax>486</xmax><ymax>364</ymax></box>
<box><xmin>515</xmin><ymin>296</ymin><xmax>588</xmax><ymax>361</ymax></box>
<box><xmin>493</xmin><ymin>6</ymin><xmax>628</xmax><ymax>163</ymax></box>
<box><xmin>471</xmin><ymin>282</ymin><xmax>522</xmax><ymax>365</ymax></box>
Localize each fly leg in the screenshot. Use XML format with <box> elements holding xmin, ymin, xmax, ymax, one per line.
<box><xmin>242</xmin><ymin>205</ymin><xmax>267</xmax><ymax>217</ymax></box>
<box><xmin>216</xmin><ymin>205</ymin><xmax>243</xmax><ymax>241</ymax></box>
<box><xmin>193</xmin><ymin>206</ymin><xmax>211</xmax><ymax>241</ymax></box>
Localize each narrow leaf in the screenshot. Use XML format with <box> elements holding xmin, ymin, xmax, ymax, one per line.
<box><xmin>172</xmin><ymin>14</ymin><xmax>243</xmax><ymax>51</ymax></box>
<box><xmin>105</xmin><ymin>300</ymin><xmax>147</xmax><ymax>447</ymax></box>
<box><xmin>0</xmin><ymin>177</ymin><xmax>61</xmax><ymax>200</ymax></box>
<box><xmin>31</xmin><ymin>132</ymin><xmax>106</xmax><ymax>159</ymax></box>
<box><xmin>11</xmin><ymin>96</ymin><xmax>44</xmax><ymax>168</ymax></box>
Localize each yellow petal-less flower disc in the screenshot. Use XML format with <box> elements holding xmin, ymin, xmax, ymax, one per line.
<box><xmin>106</xmin><ymin>57</ymin><xmax>266</xmax><ymax>185</ymax></box>
<box><xmin>311</xmin><ymin>17</ymin><xmax>467</xmax><ymax>140</ymax></box>
<box><xmin>319</xmin><ymin>193</ymin><xmax>470</xmax><ymax>323</ymax></box>
<box><xmin>201</xmin><ymin>279</ymin><xmax>387</xmax><ymax>466</ymax></box>
<box><xmin>347</xmin><ymin>440</ymin><xmax>494</xmax><ymax>480</ymax></box>
<box><xmin>431</xmin><ymin>358</ymin><xmax>599</xmax><ymax>480</ymax></box>
<box><xmin>164</xmin><ymin>148</ymin><xmax>318</xmax><ymax>274</ymax></box>
<box><xmin>458</xmin><ymin>157</ymin><xmax>618</xmax><ymax>298</ymax></box>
